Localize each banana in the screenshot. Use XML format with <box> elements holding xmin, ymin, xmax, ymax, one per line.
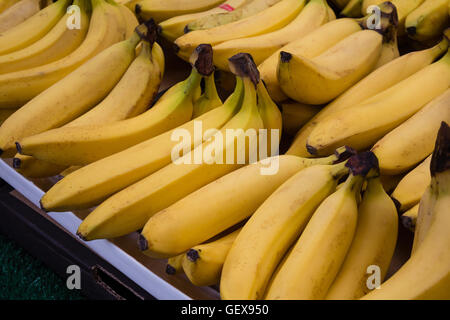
<box><xmin>258</xmin><ymin>17</ymin><xmax>359</xmax><ymax>103</ymax></box>
<box><xmin>159</xmin><ymin>0</ymin><xmax>249</xmax><ymax>42</ymax></box>
<box><xmin>18</xmin><ymin>44</ymin><xmax>207</xmax><ymax>166</ymax></box>
<box><xmin>330</xmin><ymin>0</ymin><xmax>350</xmax><ymax>10</ymax></box>
<box><xmin>220</xmin><ymin>160</ymin><xmax>351</xmax><ymax>300</ymax></box>
<box><xmin>59</xmin><ymin>165</ymin><xmax>82</xmax><ymax>177</ymax></box>
<box><xmin>14</xmin><ymin>38</ymin><xmax>162</xmax><ymax>178</ymax></box>
<box><xmin>0</xmin><ymin>0</ymin><xmax>128</xmax><ymax>109</ymax></box>
<box><xmin>306</xmin><ymin>50</ymin><xmax>450</xmax><ymax>156</ymax></box>
<box><xmin>78</xmin><ymin>53</ymin><xmax>265</xmax><ymax>241</ymax></box>
<box><xmin>184</xmin><ymin>0</ymin><xmax>279</xmax><ymax>33</ymax></box>
<box><xmin>401</xmin><ymin>203</ymin><xmax>419</xmax><ymax>232</ymax></box>
<box><xmin>0</xmin><ymin>0</ymin><xmax>42</xmax><ymax>33</ymax></box>
<box><xmin>192</xmin><ymin>72</ymin><xmax>223</xmax><ymax>118</ymax></box>
<box><xmin>286</xmin><ymin>38</ymin><xmax>449</xmax><ymax>157</ymax></box>
<box><xmin>341</xmin><ymin>0</ymin><xmax>363</xmax><ymax>17</ymax></box>
<box><xmin>0</xmin><ymin>0</ymin><xmax>21</xmax><ymax>13</ymax></box>
<box><xmin>373</xmin><ymin>24</ymin><xmax>399</xmax><ymax>69</ymax></box>
<box><xmin>182</xmin><ymin>228</ymin><xmax>240</xmax><ymax>286</ymax></box>
<box><xmin>372</xmin><ymin>89</ymin><xmax>450</xmax><ymax>175</ymax></box>
<box><xmin>0</xmin><ymin>0</ymin><xmax>70</xmax><ymax>55</ymax></box>
<box><xmin>281</xmin><ymin>101</ymin><xmax>320</xmax><ymax>137</ymax></box>
<box><xmin>325</xmin><ymin>176</ymin><xmax>398</xmax><ymax>300</ymax></box>
<box><xmin>212</xmin><ymin>0</ymin><xmax>336</xmax><ymax>71</ymax></box>
<box><xmin>40</xmin><ymin>75</ymin><xmax>243</xmax><ymax>211</ymax></box>
<box><xmin>265</xmin><ymin>153</ymin><xmax>377</xmax><ymax>300</ymax></box>
<box><xmin>391</xmin><ymin>155</ymin><xmax>431</xmax><ymax>212</ymax></box>
<box><xmin>131</xmin><ymin>148</ymin><xmax>353</xmax><ymax>260</ymax></box>
<box><xmin>361</xmin><ymin>123</ymin><xmax>449</xmax><ymax>300</ymax></box>
<box><xmin>1</xmin><ymin>23</ymin><xmax>150</xmax><ymax>158</ymax></box>
<box><xmin>166</xmin><ymin>253</ymin><xmax>185</xmax><ymax>275</ymax></box>
<box><xmin>0</xmin><ymin>0</ymin><xmax>90</xmax><ymax>74</ymax></box>
<box><xmin>406</xmin><ymin>0</ymin><xmax>449</xmax><ymax>41</ymax></box>
<box><xmin>116</xmin><ymin>2</ymin><xmax>139</xmax><ymax>38</ymax></box>
<box><xmin>174</xmin><ymin>0</ymin><xmax>304</xmax><ymax>60</ymax></box>
<box><xmin>0</xmin><ymin>107</ymin><xmax>16</xmax><ymax>125</ymax></box>
<box><xmin>363</xmin><ymin>0</ymin><xmax>425</xmax><ymax>29</ymax></box>
<box><xmin>379</xmin><ymin>173</ymin><xmax>404</xmax><ymax>194</ymax></box>
<box><xmin>134</xmin><ymin>0</ymin><xmax>225</xmax><ymax>23</ymax></box>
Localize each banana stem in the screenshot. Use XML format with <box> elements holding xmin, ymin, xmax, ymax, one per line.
<box><xmin>358</xmin><ymin>1</ymin><xmax>399</xmax><ymax>35</ymax></box>
<box><xmin>189</xmin><ymin>44</ymin><xmax>214</xmax><ymax>76</ymax></box>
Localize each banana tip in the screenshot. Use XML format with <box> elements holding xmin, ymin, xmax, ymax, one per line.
<box><xmin>306</xmin><ymin>144</ymin><xmax>317</xmax><ymax>155</ymax></box>
<box><xmin>401</xmin><ymin>216</ymin><xmax>415</xmax><ymax>232</ymax></box>
<box><xmin>406</xmin><ymin>26</ymin><xmax>416</xmax><ymax>36</ymax></box>
<box><xmin>165</xmin><ymin>264</ymin><xmax>177</xmax><ymax>275</ymax></box>
<box><xmin>12</xmin><ymin>157</ymin><xmax>21</xmax><ymax>169</ymax></box>
<box><xmin>138</xmin><ymin>234</ymin><xmax>149</xmax><ymax>251</ymax></box>
<box><xmin>39</xmin><ymin>199</ymin><xmax>48</xmax><ymax>213</ymax></box>
<box><xmin>76</xmin><ymin>231</ymin><xmax>88</xmax><ymax>241</ymax></box>
<box><xmin>280</xmin><ymin>51</ymin><xmax>292</xmax><ymax>63</ymax></box>
<box><xmin>15</xmin><ymin>142</ymin><xmax>22</xmax><ymax>154</ymax></box>
<box><xmin>186</xmin><ymin>249</ymin><xmax>199</xmax><ymax>262</ymax></box>
<box><xmin>430</xmin><ymin>121</ymin><xmax>450</xmax><ymax>175</ymax></box>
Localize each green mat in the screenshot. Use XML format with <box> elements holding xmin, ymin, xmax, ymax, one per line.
<box><xmin>0</xmin><ymin>233</ymin><xmax>85</xmax><ymax>300</ymax></box>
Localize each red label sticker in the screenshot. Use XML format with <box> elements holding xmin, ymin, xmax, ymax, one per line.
<box><xmin>219</xmin><ymin>4</ymin><xmax>235</xmax><ymax>11</ymax></box>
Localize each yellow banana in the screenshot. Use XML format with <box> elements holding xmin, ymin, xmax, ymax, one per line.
<box><xmin>159</xmin><ymin>0</ymin><xmax>250</xmax><ymax>42</ymax></box>
<box><xmin>0</xmin><ymin>0</ymin><xmax>128</xmax><ymax>109</ymax></box>
<box><xmin>258</xmin><ymin>17</ymin><xmax>358</xmax><ymax>102</ymax></box>
<box><xmin>374</xmin><ymin>24</ymin><xmax>399</xmax><ymax>69</ymax></box>
<box><xmin>265</xmin><ymin>153</ymin><xmax>376</xmax><ymax>300</ymax></box>
<box><xmin>14</xmin><ymin>39</ymin><xmax>162</xmax><ymax>178</ymax></box>
<box><xmin>406</xmin><ymin>0</ymin><xmax>449</xmax><ymax>41</ymax></box>
<box><xmin>373</xmin><ymin>89</ymin><xmax>450</xmax><ymax>175</ymax></box>
<box><xmin>1</xmin><ymin>25</ymin><xmax>148</xmax><ymax>157</ymax></box>
<box><xmin>306</xmin><ymin>50</ymin><xmax>450</xmax><ymax>156</ymax></box>
<box><xmin>0</xmin><ymin>0</ymin><xmax>42</xmax><ymax>33</ymax></box>
<box><xmin>361</xmin><ymin>123</ymin><xmax>449</xmax><ymax>299</ymax></box>
<box><xmin>391</xmin><ymin>155</ymin><xmax>431</xmax><ymax>212</ymax></box>
<box><xmin>185</xmin><ymin>0</ymin><xmax>279</xmax><ymax>33</ymax></box>
<box><xmin>281</xmin><ymin>101</ymin><xmax>320</xmax><ymax>137</ymax></box>
<box><xmin>0</xmin><ymin>0</ymin><xmax>21</xmax><ymax>13</ymax></box>
<box><xmin>76</xmin><ymin>53</ymin><xmax>265</xmax><ymax>241</ymax></box>
<box><xmin>182</xmin><ymin>229</ymin><xmax>240</xmax><ymax>286</ymax></box>
<box><xmin>192</xmin><ymin>72</ymin><xmax>223</xmax><ymax>118</ymax></box>
<box><xmin>134</xmin><ymin>0</ymin><xmax>225</xmax><ymax>23</ymax></box>
<box><xmin>0</xmin><ymin>0</ymin><xmax>70</xmax><ymax>55</ymax></box>
<box><xmin>174</xmin><ymin>0</ymin><xmax>304</xmax><ymax>60</ymax></box>
<box><xmin>325</xmin><ymin>176</ymin><xmax>398</xmax><ymax>300</ymax></box>
<box><xmin>286</xmin><ymin>38</ymin><xmax>448</xmax><ymax>157</ymax></box>
<box><xmin>166</xmin><ymin>253</ymin><xmax>185</xmax><ymax>275</ymax></box>
<box><xmin>116</xmin><ymin>2</ymin><xmax>139</xmax><ymax>38</ymax></box>
<box><xmin>401</xmin><ymin>203</ymin><xmax>419</xmax><ymax>232</ymax></box>
<box><xmin>0</xmin><ymin>0</ymin><xmax>90</xmax><ymax>74</ymax></box>
<box><xmin>410</xmin><ymin>185</ymin><xmax>435</xmax><ymax>255</ymax></box>
<box><xmin>59</xmin><ymin>165</ymin><xmax>82</xmax><ymax>177</ymax></box>
<box><xmin>341</xmin><ymin>0</ymin><xmax>363</xmax><ymax>17</ymax></box>
<box><xmin>18</xmin><ymin>44</ymin><xmax>206</xmax><ymax>166</ymax></box>
<box><xmin>220</xmin><ymin>160</ymin><xmax>351</xmax><ymax>300</ymax></box>
<box><xmin>0</xmin><ymin>107</ymin><xmax>16</xmax><ymax>125</ymax></box>
<box><xmin>40</xmin><ymin>75</ymin><xmax>243</xmax><ymax>211</ymax></box>
<box><xmin>212</xmin><ymin>0</ymin><xmax>335</xmax><ymax>71</ymax></box>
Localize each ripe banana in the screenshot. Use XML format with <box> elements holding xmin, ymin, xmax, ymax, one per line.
<box><xmin>405</xmin><ymin>0</ymin><xmax>450</xmax><ymax>41</ymax></box>
<box><xmin>166</xmin><ymin>253</ymin><xmax>185</xmax><ymax>275</ymax></box>
<box><xmin>14</xmin><ymin>39</ymin><xmax>163</xmax><ymax>178</ymax></box>
<box><xmin>0</xmin><ymin>0</ymin><xmax>70</xmax><ymax>55</ymax></box>
<box><xmin>0</xmin><ymin>0</ymin><xmax>128</xmax><ymax>108</ymax></box>
<box><xmin>258</xmin><ymin>17</ymin><xmax>359</xmax><ymax>102</ymax></box>
<box><xmin>306</xmin><ymin>50</ymin><xmax>450</xmax><ymax>156</ymax></box>
<box><xmin>391</xmin><ymin>155</ymin><xmax>431</xmax><ymax>212</ymax></box>
<box><xmin>265</xmin><ymin>153</ymin><xmax>376</xmax><ymax>300</ymax></box>
<box><xmin>78</xmin><ymin>54</ymin><xmax>265</xmax><ymax>241</ymax></box>
<box><xmin>0</xmin><ymin>0</ymin><xmax>21</xmax><ymax>13</ymax></box>
<box><xmin>286</xmin><ymin>38</ymin><xmax>449</xmax><ymax>157</ymax></box>
<box><xmin>220</xmin><ymin>160</ymin><xmax>350</xmax><ymax>300</ymax></box>
<box><xmin>159</xmin><ymin>0</ymin><xmax>249</xmax><ymax>42</ymax></box>
<box><xmin>0</xmin><ymin>0</ymin><xmax>90</xmax><ymax>74</ymax></box>
<box><xmin>174</xmin><ymin>0</ymin><xmax>304</xmax><ymax>60</ymax></box>
<box><xmin>372</xmin><ymin>89</ymin><xmax>450</xmax><ymax>175</ymax></box>
<box><xmin>278</xmin><ymin>29</ymin><xmax>383</xmax><ymax>105</ymax></box>
<box><xmin>0</xmin><ymin>0</ymin><xmax>42</xmax><ymax>33</ymax></box>
<box><xmin>18</xmin><ymin>44</ymin><xmax>208</xmax><ymax>166</ymax></box>
<box><xmin>184</xmin><ymin>0</ymin><xmax>279</xmax><ymax>33</ymax></box>
<box><xmin>374</xmin><ymin>24</ymin><xmax>399</xmax><ymax>69</ymax></box>
<box><xmin>182</xmin><ymin>228</ymin><xmax>240</xmax><ymax>286</ymax></box>
<box><xmin>361</xmin><ymin>123</ymin><xmax>449</xmax><ymax>300</ymax></box>
<box><xmin>116</xmin><ymin>2</ymin><xmax>139</xmax><ymax>38</ymax></box>
<box><xmin>401</xmin><ymin>204</ymin><xmax>419</xmax><ymax>232</ymax></box>
<box><xmin>341</xmin><ymin>0</ymin><xmax>363</xmax><ymax>17</ymax></box>
<box><xmin>212</xmin><ymin>0</ymin><xmax>335</xmax><ymax>71</ymax></box>
<box><xmin>40</xmin><ymin>75</ymin><xmax>243</xmax><ymax>211</ymax></box>
<box><xmin>1</xmin><ymin>25</ymin><xmax>148</xmax><ymax>158</ymax></box>
<box><xmin>192</xmin><ymin>72</ymin><xmax>223</xmax><ymax>118</ymax></box>
<box><xmin>281</xmin><ymin>101</ymin><xmax>319</xmax><ymax>137</ymax></box>
<box><xmin>134</xmin><ymin>0</ymin><xmax>225</xmax><ymax>23</ymax></box>
<box><xmin>325</xmin><ymin>176</ymin><xmax>398</xmax><ymax>300</ymax></box>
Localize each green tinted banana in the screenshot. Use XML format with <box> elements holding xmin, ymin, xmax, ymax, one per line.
<box><xmin>182</xmin><ymin>229</ymin><xmax>240</xmax><ymax>286</ymax></box>
<box><xmin>0</xmin><ymin>0</ymin><xmax>127</xmax><ymax>108</ymax></box>
<box><xmin>0</xmin><ymin>0</ymin><xmax>42</xmax><ymax>33</ymax></box>
<box><xmin>372</xmin><ymin>89</ymin><xmax>450</xmax><ymax>175</ymax></box>
<box><xmin>286</xmin><ymin>38</ymin><xmax>448</xmax><ymax>157</ymax></box>
<box><xmin>406</xmin><ymin>0</ymin><xmax>449</xmax><ymax>41</ymax></box>
<box><xmin>220</xmin><ymin>161</ymin><xmax>350</xmax><ymax>300</ymax></box>
<box><xmin>306</xmin><ymin>50</ymin><xmax>450</xmax><ymax>156</ymax></box>
<box><xmin>325</xmin><ymin>176</ymin><xmax>398</xmax><ymax>300</ymax></box>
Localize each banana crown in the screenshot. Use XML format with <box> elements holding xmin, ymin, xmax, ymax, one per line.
<box><xmin>189</xmin><ymin>44</ymin><xmax>215</xmax><ymax>76</ymax></box>
<box><xmin>358</xmin><ymin>1</ymin><xmax>399</xmax><ymax>38</ymax></box>
<box><xmin>228</xmin><ymin>53</ymin><xmax>260</xmax><ymax>87</ymax></box>
<box><xmin>134</xmin><ymin>18</ymin><xmax>158</xmax><ymax>46</ymax></box>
